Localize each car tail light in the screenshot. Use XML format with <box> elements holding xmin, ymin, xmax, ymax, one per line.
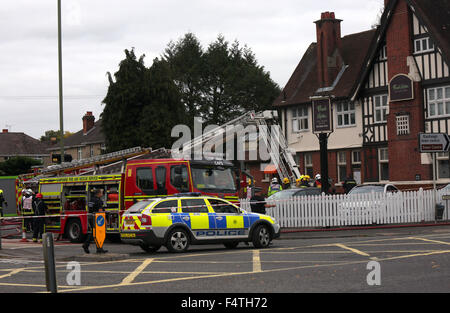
<box><xmin>140</xmin><ymin>214</ymin><xmax>152</xmax><ymax>226</ymax></box>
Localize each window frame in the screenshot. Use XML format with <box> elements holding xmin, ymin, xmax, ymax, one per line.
<box><xmin>427</xmin><ymin>86</ymin><xmax>450</xmax><ymax>118</ymax></box>
<box><xmin>336</xmin><ymin>102</ymin><xmax>356</xmax><ymax>127</ymax></box>
<box><xmin>292</xmin><ymin>106</ymin><xmax>309</xmax><ymax>132</ymax></box>
<box><xmin>373</xmin><ymin>94</ymin><xmax>388</xmax><ymax>123</ymax></box>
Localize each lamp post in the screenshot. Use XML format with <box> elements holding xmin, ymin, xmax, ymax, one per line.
<box><xmin>57</xmin><ymin>0</ymin><xmax>65</xmax><ymax>161</ymax></box>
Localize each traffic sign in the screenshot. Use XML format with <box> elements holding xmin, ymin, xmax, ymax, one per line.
<box><xmin>93</xmin><ymin>212</ymin><xmax>106</xmax><ymax>249</ymax></box>
<box><xmin>418</xmin><ymin>133</ymin><xmax>450</xmax><ymax>153</ymax></box>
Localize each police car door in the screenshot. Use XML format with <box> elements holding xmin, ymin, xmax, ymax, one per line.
<box><xmin>207</xmin><ymin>199</ymin><xmax>248</xmax><ymax>239</ymax></box>
<box><xmin>180</xmin><ymin>198</ymin><xmax>212</xmax><ymax>240</ymax></box>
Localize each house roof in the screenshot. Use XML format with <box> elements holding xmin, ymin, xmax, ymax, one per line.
<box><xmin>273</xmin><ymin>29</ymin><xmax>376</xmax><ymax>107</ymax></box>
<box><xmin>47</xmin><ymin>119</ymin><xmax>105</xmax><ymax>151</ymax></box>
<box><xmin>0</xmin><ymin>132</ymin><xmax>50</xmax><ymax>157</ymax></box>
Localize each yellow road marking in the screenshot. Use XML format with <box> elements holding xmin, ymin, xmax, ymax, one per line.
<box><xmin>334</xmin><ymin>244</ymin><xmax>370</xmax><ymax>257</ymax></box>
<box><xmin>408</xmin><ymin>237</ymin><xmax>450</xmax><ymax>246</ymax></box>
<box><xmin>0</xmin><ymin>269</ymin><xmax>25</xmax><ymax>279</ymax></box>
<box><xmin>120</xmin><ymin>258</ymin><xmax>153</xmax><ymax>285</ymax></box>
<box><xmin>253</xmin><ymin>250</ymin><xmax>261</xmax><ymax>272</ymax></box>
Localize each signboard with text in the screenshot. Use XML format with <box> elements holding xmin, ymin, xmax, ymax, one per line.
<box><xmin>418</xmin><ymin>133</ymin><xmax>450</xmax><ymax>153</ymax></box>
<box><xmin>389</xmin><ymin>74</ymin><xmax>414</xmax><ymax>102</ymax></box>
<box><xmin>312</xmin><ymin>98</ymin><xmax>333</xmax><ymax>134</ymax></box>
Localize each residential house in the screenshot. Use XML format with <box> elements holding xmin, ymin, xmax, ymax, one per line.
<box><xmin>273</xmin><ymin>0</ymin><xmax>450</xmax><ymax>191</ymax></box>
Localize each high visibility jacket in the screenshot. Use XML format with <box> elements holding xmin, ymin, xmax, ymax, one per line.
<box><xmin>22</xmin><ymin>196</ymin><xmax>34</xmax><ymax>215</ymax></box>
<box><xmin>268</xmin><ymin>184</ymin><xmax>282</xmax><ymax>197</ymax></box>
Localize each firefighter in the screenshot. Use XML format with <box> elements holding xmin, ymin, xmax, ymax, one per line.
<box><xmin>282</xmin><ymin>177</ymin><xmax>291</xmax><ymax>190</ymax></box>
<box><xmin>343</xmin><ymin>174</ymin><xmax>357</xmax><ymax>194</ymax></box>
<box><xmin>0</xmin><ymin>189</ymin><xmax>7</xmax><ymax>217</ymax></box>
<box><xmin>32</xmin><ymin>193</ymin><xmax>47</xmax><ymax>243</ymax></box>
<box><xmin>314</xmin><ymin>174</ymin><xmax>322</xmax><ymax>188</ymax></box>
<box><xmin>268</xmin><ymin>178</ymin><xmax>282</xmax><ymax>197</ymax></box>
<box><xmin>82</xmin><ymin>188</ymin><xmax>107</xmax><ymax>254</ymax></box>
<box><xmin>300</xmin><ymin>175</ymin><xmax>310</xmax><ymax>188</ymax></box>
<box><xmin>295</xmin><ymin>178</ymin><xmax>302</xmax><ymax>188</ymax></box>
<box><xmin>21</xmin><ymin>189</ymin><xmax>34</xmax><ymax>241</ymax></box>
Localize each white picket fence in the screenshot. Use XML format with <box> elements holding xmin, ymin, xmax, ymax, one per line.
<box><xmin>240</xmin><ymin>188</ymin><xmax>450</xmax><ymax>228</ymax></box>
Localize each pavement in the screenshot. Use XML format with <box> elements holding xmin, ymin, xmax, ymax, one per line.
<box><xmin>1</xmin><ymin>221</ymin><xmax>449</xmax><ymax>262</ymax></box>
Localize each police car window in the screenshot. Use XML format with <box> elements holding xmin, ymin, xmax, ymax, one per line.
<box><xmin>152</xmin><ymin>200</ymin><xmax>178</xmax><ymax>214</ymax></box>
<box><xmin>181</xmin><ymin>199</ymin><xmax>208</xmax><ymax>213</ymax></box>
<box><xmin>208</xmin><ymin>199</ymin><xmax>239</xmax><ymax>214</ymax></box>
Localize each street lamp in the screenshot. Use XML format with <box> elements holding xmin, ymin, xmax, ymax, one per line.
<box><xmin>57</xmin><ymin>0</ymin><xmax>65</xmax><ymax>161</ymax></box>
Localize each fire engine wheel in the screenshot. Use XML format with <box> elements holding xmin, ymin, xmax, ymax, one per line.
<box><xmin>166</xmin><ymin>228</ymin><xmax>190</xmax><ymax>253</ymax></box>
<box><xmin>252</xmin><ymin>224</ymin><xmax>271</xmax><ymax>248</ymax></box>
<box><xmin>66</xmin><ymin>219</ymin><xmax>84</xmax><ymax>243</ymax></box>
<box><xmin>139</xmin><ymin>243</ymin><xmax>161</xmax><ymax>253</ymax></box>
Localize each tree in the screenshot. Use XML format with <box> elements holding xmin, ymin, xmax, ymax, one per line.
<box><xmin>40</xmin><ymin>130</ymin><xmax>73</xmax><ymax>143</ymax></box>
<box><xmin>163</xmin><ymin>33</ymin><xmax>281</xmax><ymax>126</ymax></box>
<box><xmin>139</xmin><ymin>58</ymin><xmax>184</xmax><ymax>148</ymax></box>
<box><xmin>0</xmin><ymin>157</ymin><xmax>42</xmax><ymax>176</ymax></box>
<box><xmin>101</xmin><ymin>48</ymin><xmax>149</xmax><ymax>151</ymax></box>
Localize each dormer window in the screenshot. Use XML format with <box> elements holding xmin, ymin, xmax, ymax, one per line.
<box><xmin>414</xmin><ymin>37</ymin><xmax>434</xmax><ymax>54</ymax></box>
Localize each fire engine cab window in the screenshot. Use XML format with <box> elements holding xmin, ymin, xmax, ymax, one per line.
<box><xmin>155</xmin><ymin>166</ymin><xmax>167</xmax><ymax>194</ymax></box>
<box><xmin>170</xmin><ymin>165</ymin><xmax>189</xmax><ymax>192</ymax></box>
<box><xmin>152</xmin><ymin>200</ymin><xmax>178</xmax><ymax>214</ymax></box>
<box><xmin>208</xmin><ymin>199</ymin><xmax>239</xmax><ymax>214</ymax></box>
<box><xmin>181</xmin><ymin>199</ymin><xmax>208</xmax><ymax>213</ymax></box>
<box><xmin>136</xmin><ymin>168</ymin><xmax>154</xmax><ymax>194</ymax></box>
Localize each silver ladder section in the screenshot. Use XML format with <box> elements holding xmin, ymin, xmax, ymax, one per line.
<box><xmin>176</xmin><ymin>110</ymin><xmax>301</xmax><ymax>182</ymax></box>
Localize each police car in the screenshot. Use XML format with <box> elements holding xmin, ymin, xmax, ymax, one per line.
<box><xmin>120</xmin><ymin>194</ymin><xmax>280</xmax><ymax>253</ymax></box>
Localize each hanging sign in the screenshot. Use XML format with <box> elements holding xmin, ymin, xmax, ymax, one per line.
<box><xmin>389</xmin><ymin>74</ymin><xmax>414</xmax><ymax>102</ymax></box>
<box><xmin>312</xmin><ymin>97</ymin><xmax>333</xmax><ymax>134</ymax></box>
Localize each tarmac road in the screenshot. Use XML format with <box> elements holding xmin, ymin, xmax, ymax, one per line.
<box><xmin>0</xmin><ymin>225</ymin><xmax>449</xmax><ymax>296</ymax></box>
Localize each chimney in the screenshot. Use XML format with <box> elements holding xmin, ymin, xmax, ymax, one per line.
<box><xmin>314</xmin><ymin>12</ymin><xmax>343</xmax><ymax>88</ymax></box>
<box><xmin>82</xmin><ymin>111</ymin><xmax>95</xmax><ymax>134</ymax></box>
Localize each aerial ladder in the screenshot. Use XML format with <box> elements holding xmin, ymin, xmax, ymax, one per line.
<box><xmin>174</xmin><ymin>110</ymin><xmax>301</xmax><ymax>184</ymax></box>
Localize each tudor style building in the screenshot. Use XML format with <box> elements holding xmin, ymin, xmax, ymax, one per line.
<box><xmin>273</xmin><ymin>0</ymin><xmax>450</xmax><ymax>190</ymax></box>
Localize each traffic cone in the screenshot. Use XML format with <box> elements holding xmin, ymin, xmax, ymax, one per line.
<box><xmin>20</xmin><ymin>230</ymin><xmax>28</xmax><ymax>242</ymax></box>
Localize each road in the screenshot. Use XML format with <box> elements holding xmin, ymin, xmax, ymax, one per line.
<box><xmin>0</xmin><ymin>226</ymin><xmax>449</xmax><ymax>298</ymax></box>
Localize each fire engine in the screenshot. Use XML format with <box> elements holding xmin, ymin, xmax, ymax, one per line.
<box><xmin>17</xmin><ymin>148</ymin><xmax>240</xmax><ymax>242</ymax></box>
<box><xmin>16</xmin><ymin>110</ymin><xmax>300</xmax><ymax>243</ymax></box>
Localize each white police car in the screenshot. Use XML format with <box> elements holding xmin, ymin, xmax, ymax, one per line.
<box><xmin>120</xmin><ymin>194</ymin><xmax>280</xmax><ymax>253</ymax></box>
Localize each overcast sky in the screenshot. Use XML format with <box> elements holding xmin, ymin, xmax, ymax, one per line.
<box><xmin>0</xmin><ymin>0</ymin><xmax>384</xmax><ymax>140</ymax></box>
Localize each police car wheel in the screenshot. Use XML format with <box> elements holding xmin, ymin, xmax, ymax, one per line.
<box><xmin>166</xmin><ymin>228</ymin><xmax>190</xmax><ymax>253</ymax></box>
<box><xmin>140</xmin><ymin>243</ymin><xmax>161</xmax><ymax>253</ymax></box>
<box><xmin>252</xmin><ymin>225</ymin><xmax>271</xmax><ymax>248</ymax></box>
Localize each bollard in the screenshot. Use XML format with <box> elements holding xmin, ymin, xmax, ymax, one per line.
<box><xmin>42</xmin><ymin>232</ymin><xmax>57</xmax><ymax>293</ymax></box>
<box><xmin>0</xmin><ymin>218</ymin><xmax>2</xmax><ymax>250</ymax></box>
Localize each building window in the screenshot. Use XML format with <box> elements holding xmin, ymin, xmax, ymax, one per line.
<box><xmin>337</xmin><ymin>151</ymin><xmax>347</xmax><ymax>183</ymax></box>
<box><xmin>437</xmin><ymin>152</ymin><xmax>450</xmax><ymax>179</ymax></box>
<box><xmin>379</xmin><ymin>148</ymin><xmax>389</xmax><ymax>181</ymax></box>
<box><xmin>90</xmin><ymin>145</ymin><xmax>94</xmax><ymax>157</ymax></box>
<box><xmin>304</xmin><ymin>153</ymin><xmax>313</xmax><ymax>177</ymax></box>
<box><xmin>352</xmin><ymin>150</ymin><xmax>361</xmax><ymax>165</ymax></box>
<box><xmin>336</xmin><ymin>102</ymin><xmax>356</xmax><ymax>127</ymax></box>
<box><xmin>374</xmin><ymin>95</ymin><xmax>388</xmax><ymax>123</ymax></box>
<box><xmin>378</xmin><ymin>45</ymin><xmax>387</xmax><ymax>61</ymax></box>
<box><xmin>414</xmin><ymin>37</ymin><xmax>434</xmax><ymax>54</ymax></box>
<box><xmin>428</xmin><ymin>86</ymin><xmax>450</xmax><ymax>118</ymax></box>
<box><xmin>77</xmin><ymin>147</ymin><xmax>82</xmax><ymax>160</ymax></box>
<box><xmin>292</xmin><ymin>106</ymin><xmax>309</xmax><ymax>132</ymax></box>
<box><xmin>396</xmin><ymin>115</ymin><xmax>410</xmax><ymax>135</ymax></box>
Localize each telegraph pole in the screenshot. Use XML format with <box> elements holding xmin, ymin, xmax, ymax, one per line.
<box><xmin>57</xmin><ymin>0</ymin><xmax>65</xmax><ymax>161</ymax></box>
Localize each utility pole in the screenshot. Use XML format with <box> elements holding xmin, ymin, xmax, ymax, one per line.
<box><xmin>319</xmin><ymin>133</ymin><xmax>329</xmax><ymax>194</ymax></box>
<box><xmin>57</xmin><ymin>0</ymin><xmax>65</xmax><ymax>161</ymax></box>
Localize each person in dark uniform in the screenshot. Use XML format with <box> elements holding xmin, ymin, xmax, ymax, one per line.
<box><xmin>0</xmin><ymin>189</ymin><xmax>7</xmax><ymax>217</ymax></box>
<box><xmin>82</xmin><ymin>189</ymin><xmax>107</xmax><ymax>254</ymax></box>
<box><xmin>32</xmin><ymin>193</ymin><xmax>47</xmax><ymax>243</ymax></box>
<box><xmin>250</xmin><ymin>187</ymin><xmax>275</xmax><ymax>215</ymax></box>
<box><xmin>343</xmin><ymin>174</ymin><xmax>357</xmax><ymax>194</ymax></box>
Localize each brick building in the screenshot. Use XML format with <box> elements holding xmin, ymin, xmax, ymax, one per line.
<box><xmin>273</xmin><ymin>0</ymin><xmax>450</xmax><ymax>191</ymax></box>
<box><xmin>47</xmin><ymin>111</ymin><xmax>106</xmax><ymax>162</ymax></box>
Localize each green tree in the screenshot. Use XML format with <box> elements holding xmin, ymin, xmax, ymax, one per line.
<box><xmin>139</xmin><ymin>58</ymin><xmax>184</xmax><ymax>148</ymax></box>
<box><xmin>0</xmin><ymin>157</ymin><xmax>42</xmax><ymax>176</ymax></box>
<box><xmin>101</xmin><ymin>48</ymin><xmax>149</xmax><ymax>151</ymax></box>
<box><xmin>163</xmin><ymin>33</ymin><xmax>281</xmax><ymax>126</ymax></box>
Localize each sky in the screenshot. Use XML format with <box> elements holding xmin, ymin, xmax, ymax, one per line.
<box><xmin>0</xmin><ymin>0</ymin><xmax>384</xmax><ymax>140</ymax></box>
